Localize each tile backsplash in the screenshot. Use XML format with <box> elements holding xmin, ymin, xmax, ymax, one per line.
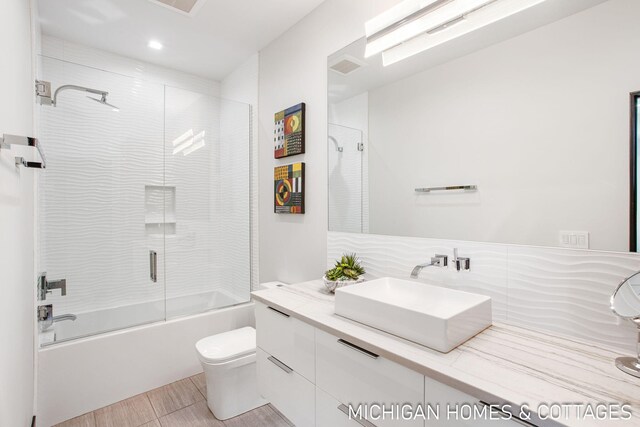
<box><xmin>327</xmin><ymin>231</ymin><xmax>640</xmax><ymax>353</ymax></box>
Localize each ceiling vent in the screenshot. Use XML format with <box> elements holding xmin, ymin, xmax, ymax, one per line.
<box><xmin>148</xmin><ymin>0</ymin><xmax>207</xmax><ymax>16</ymax></box>
<box><xmin>329</xmin><ymin>55</ymin><xmax>368</xmax><ymax>76</ymax></box>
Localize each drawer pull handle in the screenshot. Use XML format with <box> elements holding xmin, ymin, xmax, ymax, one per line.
<box><xmin>337</xmin><ymin>339</ymin><xmax>379</xmax><ymax>359</ymax></box>
<box><xmin>267</xmin><ymin>356</ymin><xmax>293</xmax><ymax>374</ymax></box>
<box><xmin>338</xmin><ymin>404</ymin><xmax>377</xmax><ymax>427</ymax></box>
<box><xmin>479</xmin><ymin>402</ymin><xmax>537</xmax><ymax>426</ymax></box>
<box><xmin>267</xmin><ymin>306</ymin><xmax>290</xmax><ymax>318</ymax></box>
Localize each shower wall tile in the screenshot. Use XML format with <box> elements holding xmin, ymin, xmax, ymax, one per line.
<box><xmin>39</xmin><ymin>45</ymin><xmax>252</xmax><ymax>318</ymax></box>
<box><xmin>328</xmin><ymin>231</ymin><xmax>640</xmax><ymax>353</ymax></box>
<box><xmin>39</xmin><ymin>55</ymin><xmax>166</xmax><ymax>316</ymax></box>
<box><xmin>220</xmin><ymin>54</ymin><xmax>259</xmax><ymax>291</ymax></box>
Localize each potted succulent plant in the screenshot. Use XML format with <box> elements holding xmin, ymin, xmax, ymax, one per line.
<box><xmin>323</xmin><ymin>253</ymin><xmax>366</xmax><ymax>293</ymax></box>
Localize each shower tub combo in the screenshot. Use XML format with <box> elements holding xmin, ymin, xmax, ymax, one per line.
<box><xmin>35</xmin><ymin>54</ymin><xmax>254</xmax><ymax>426</ymax></box>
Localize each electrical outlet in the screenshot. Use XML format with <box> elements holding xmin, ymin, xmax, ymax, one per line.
<box><xmin>559</xmin><ymin>231</ymin><xmax>589</xmax><ymax>249</ymax></box>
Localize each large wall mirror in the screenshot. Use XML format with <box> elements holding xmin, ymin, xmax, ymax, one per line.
<box><xmin>327</xmin><ymin>0</ymin><xmax>640</xmax><ymax>252</ymax></box>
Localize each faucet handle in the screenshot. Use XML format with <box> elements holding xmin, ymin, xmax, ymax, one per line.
<box><xmin>453</xmin><ymin>248</ymin><xmax>471</xmax><ymax>271</ymax></box>
<box><xmin>431</xmin><ymin>254</ymin><xmax>448</xmax><ymax>267</ymax></box>
<box><xmin>38</xmin><ymin>304</ymin><xmax>53</xmax><ymax>332</ymax></box>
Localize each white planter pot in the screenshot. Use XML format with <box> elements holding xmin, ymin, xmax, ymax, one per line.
<box><xmin>322</xmin><ymin>275</ymin><xmax>365</xmax><ymax>293</ymax></box>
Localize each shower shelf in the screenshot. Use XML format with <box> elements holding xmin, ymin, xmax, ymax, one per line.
<box><xmin>0</xmin><ymin>133</ymin><xmax>47</xmax><ymax>169</ymax></box>
<box><xmin>145</xmin><ymin>223</ymin><xmax>176</xmax><ymax>236</ymax></box>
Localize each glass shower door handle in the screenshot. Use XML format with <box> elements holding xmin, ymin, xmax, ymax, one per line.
<box><xmin>149</xmin><ymin>250</ymin><xmax>158</xmax><ymax>283</ymax></box>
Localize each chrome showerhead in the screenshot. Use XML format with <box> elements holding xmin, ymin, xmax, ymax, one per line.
<box><xmin>87</xmin><ymin>94</ymin><xmax>119</xmax><ymax>112</ymax></box>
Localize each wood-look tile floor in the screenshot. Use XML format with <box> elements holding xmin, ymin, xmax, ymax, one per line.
<box><xmin>54</xmin><ymin>373</ymin><xmax>293</xmax><ymax>427</ymax></box>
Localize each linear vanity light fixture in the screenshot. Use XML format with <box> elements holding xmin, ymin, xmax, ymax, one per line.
<box><xmin>365</xmin><ymin>0</ymin><xmax>548</xmax><ymax>66</ymax></box>
<box><xmin>0</xmin><ymin>134</ymin><xmax>46</xmax><ymax>169</ymax></box>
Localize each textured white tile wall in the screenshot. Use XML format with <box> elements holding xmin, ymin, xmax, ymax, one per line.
<box><xmin>39</xmin><ymin>56</ymin><xmax>167</xmax><ymax>315</ymax></box>
<box><xmin>220</xmin><ymin>54</ymin><xmax>259</xmax><ymax>290</ymax></box>
<box><xmin>218</xmin><ymin>97</ymin><xmax>251</xmax><ymax>300</ymax></box>
<box><xmin>38</xmin><ymin>47</ymin><xmax>252</xmax><ymax>317</ymax></box>
<box><xmin>328</xmin><ymin>231</ymin><xmax>640</xmax><ymax>353</ymax></box>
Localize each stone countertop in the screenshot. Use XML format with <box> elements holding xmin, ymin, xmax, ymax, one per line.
<box><xmin>251</xmin><ymin>280</ymin><xmax>640</xmax><ymax>427</ymax></box>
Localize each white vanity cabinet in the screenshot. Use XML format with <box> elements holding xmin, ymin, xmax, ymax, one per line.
<box><xmin>254</xmin><ymin>301</ymin><xmax>315</xmax><ymax>381</ymax></box>
<box><xmin>255</xmin><ymin>302</ymin><xmax>316</xmax><ymax>426</ymax></box>
<box><xmin>424</xmin><ymin>377</ymin><xmax>531</xmax><ymax>426</ymax></box>
<box><xmin>315</xmin><ymin>329</ymin><xmax>424</xmax><ymax>427</ymax></box>
<box><xmin>316</xmin><ymin>386</ymin><xmax>367</xmax><ymax>427</ymax></box>
<box><xmin>256</xmin><ymin>347</ymin><xmax>315</xmax><ymax>427</ymax></box>
<box><xmin>256</xmin><ymin>301</ymin><xmax>532</xmax><ymax>427</ymax></box>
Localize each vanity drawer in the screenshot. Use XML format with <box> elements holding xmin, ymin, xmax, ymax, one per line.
<box><xmin>316</xmin><ymin>329</ymin><xmax>424</xmax><ymax>427</ymax></box>
<box><xmin>255</xmin><ymin>301</ymin><xmax>315</xmax><ymax>382</ymax></box>
<box><xmin>256</xmin><ymin>347</ymin><xmax>315</xmax><ymax>427</ymax></box>
<box><xmin>317</xmin><ymin>386</ymin><xmax>374</xmax><ymax>427</ymax></box>
<box><xmin>424</xmin><ymin>376</ymin><xmax>533</xmax><ymax>426</ymax></box>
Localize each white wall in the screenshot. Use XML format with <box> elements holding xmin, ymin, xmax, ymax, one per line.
<box><xmin>367</xmin><ymin>0</ymin><xmax>638</xmax><ymax>252</ymax></box>
<box><xmin>0</xmin><ymin>0</ymin><xmax>37</xmax><ymax>426</ymax></box>
<box><xmin>258</xmin><ymin>0</ymin><xmax>402</xmax><ymax>283</ymax></box>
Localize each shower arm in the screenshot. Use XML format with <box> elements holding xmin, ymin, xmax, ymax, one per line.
<box><xmin>52</xmin><ymin>85</ymin><xmax>108</xmax><ymax>106</ymax></box>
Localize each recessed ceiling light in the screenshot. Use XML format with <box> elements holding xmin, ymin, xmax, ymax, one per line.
<box><xmin>148</xmin><ymin>40</ymin><xmax>163</xmax><ymax>50</ymax></box>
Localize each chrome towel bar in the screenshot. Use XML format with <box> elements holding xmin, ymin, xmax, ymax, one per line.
<box><xmin>415</xmin><ymin>185</ymin><xmax>477</xmax><ymax>193</ymax></box>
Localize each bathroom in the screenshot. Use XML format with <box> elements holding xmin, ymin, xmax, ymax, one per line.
<box><xmin>1</xmin><ymin>0</ymin><xmax>640</xmax><ymax>425</ymax></box>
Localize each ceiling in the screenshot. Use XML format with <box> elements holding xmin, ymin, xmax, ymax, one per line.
<box><xmin>37</xmin><ymin>0</ymin><xmax>326</xmax><ymax>81</ymax></box>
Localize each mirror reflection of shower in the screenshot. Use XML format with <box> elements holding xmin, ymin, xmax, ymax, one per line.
<box><xmin>328</xmin><ymin>123</ymin><xmax>365</xmax><ymax>234</ymax></box>
<box><xmin>328</xmin><ymin>135</ymin><xmax>343</xmax><ymax>152</ymax></box>
<box><xmin>36</xmin><ymin>80</ymin><xmax>119</xmax><ymax>111</ymax></box>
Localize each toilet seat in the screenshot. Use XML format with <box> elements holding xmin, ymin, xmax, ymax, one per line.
<box><xmin>195</xmin><ymin>326</ymin><xmax>256</xmax><ymax>365</ymax></box>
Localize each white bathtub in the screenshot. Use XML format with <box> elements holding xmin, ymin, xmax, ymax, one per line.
<box><xmin>40</xmin><ymin>290</ymin><xmax>245</xmax><ymax>346</ymax></box>
<box><xmin>36</xmin><ymin>296</ymin><xmax>255</xmax><ymax>426</ymax></box>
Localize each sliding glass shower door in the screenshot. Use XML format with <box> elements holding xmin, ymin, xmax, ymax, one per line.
<box><xmin>38</xmin><ymin>58</ymin><xmax>251</xmax><ymax>345</ymax></box>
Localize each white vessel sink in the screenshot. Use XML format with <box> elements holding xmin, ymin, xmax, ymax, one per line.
<box><xmin>334</xmin><ymin>277</ymin><xmax>492</xmax><ymax>353</ymax></box>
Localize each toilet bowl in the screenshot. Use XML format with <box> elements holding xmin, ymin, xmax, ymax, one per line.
<box><xmin>195</xmin><ymin>326</ymin><xmax>267</xmax><ymax>420</ymax></box>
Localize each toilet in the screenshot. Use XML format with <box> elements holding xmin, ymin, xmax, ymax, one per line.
<box><xmin>195</xmin><ymin>282</ymin><xmax>285</xmax><ymax>420</ymax></box>
<box><xmin>195</xmin><ymin>326</ymin><xmax>267</xmax><ymax>420</ymax></box>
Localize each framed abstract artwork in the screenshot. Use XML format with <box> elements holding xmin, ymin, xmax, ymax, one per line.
<box><xmin>274</xmin><ymin>103</ymin><xmax>305</xmax><ymax>158</ymax></box>
<box><xmin>274</xmin><ymin>162</ymin><xmax>305</xmax><ymax>214</ymax></box>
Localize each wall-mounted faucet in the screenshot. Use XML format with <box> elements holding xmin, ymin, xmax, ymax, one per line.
<box><xmin>410</xmin><ymin>255</ymin><xmax>448</xmax><ymax>278</ymax></box>
<box><xmin>452</xmin><ymin>248</ymin><xmax>471</xmax><ymax>271</ymax></box>
<box><xmin>38</xmin><ymin>272</ymin><xmax>67</xmax><ymax>301</ymax></box>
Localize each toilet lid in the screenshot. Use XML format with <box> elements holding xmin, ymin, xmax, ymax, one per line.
<box><xmin>195</xmin><ymin>326</ymin><xmax>256</xmax><ymax>364</ymax></box>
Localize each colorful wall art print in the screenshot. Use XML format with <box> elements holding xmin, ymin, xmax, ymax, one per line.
<box><xmin>274</xmin><ymin>103</ymin><xmax>305</xmax><ymax>158</ymax></box>
<box><xmin>274</xmin><ymin>162</ymin><xmax>305</xmax><ymax>214</ymax></box>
